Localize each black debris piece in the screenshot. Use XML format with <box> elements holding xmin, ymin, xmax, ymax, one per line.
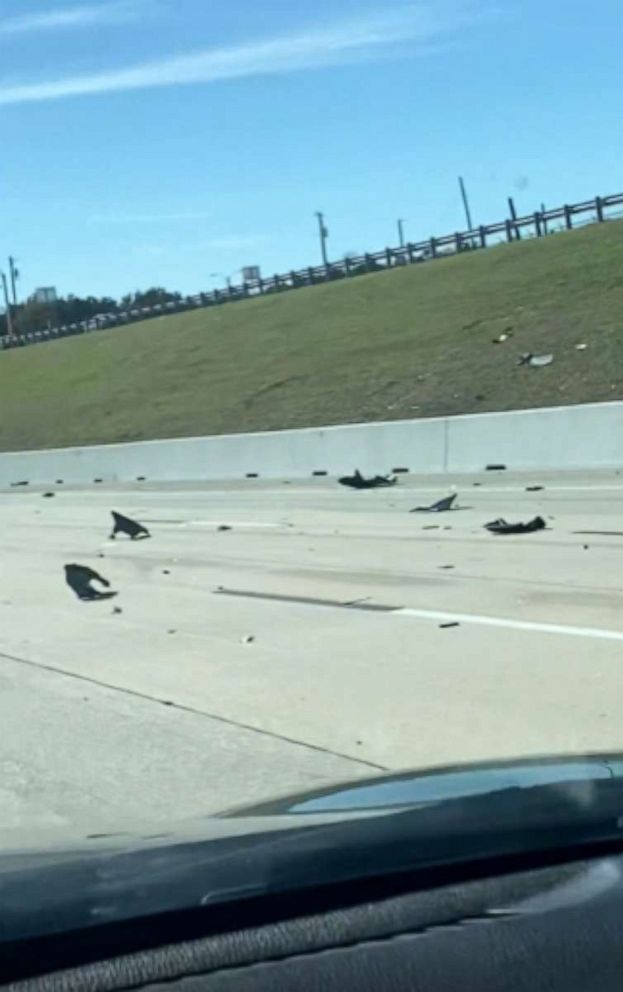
<box><xmin>439</xmin><ymin>565</ymin><xmax>456</xmax><ymax>570</ymax></box>
<box><xmin>440</xmin><ymin>622</ymin><xmax>460</xmax><ymax>629</ymax></box>
<box><xmin>422</xmin><ymin>525</ymin><xmax>440</xmax><ymax>531</ymax></box>
<box><xmin>112</xmin><ymin>606</ymin><xmax>123</xmax><ymax>615</ymax></box>
<box><xmin>411</xmin><ymin>493</ymin><xmax>457</xmax><ymax>514</ymax></box>
<box><xmin>338</xmin><ymin>470</ymin><xmax>397</xmax><ymax>490</ymax></box>
<box><xmin>11</xmin><ymin>481</ymin><xmax>28</xmax><ymax>487</ymax></box>
<box><xmin>56</xmin><ymin>480</ymin><xmax>64</xmax><ymax>485</ymax></box>
<box><xmin>472</xmin><ymin>482</ymin><xmax>482</xmax><ymax>487</ymax></box>
<box><xmin>583</xmin><ymin>545</ymin><xmax>589</xmax><ymax>551</ymax></box>
<box><xmin>110</xmin><ymin>510</ymin><xmax>151</xmax><ymax>541</ymax></box>
<box><xmin>64</xmin><ymin>563</ymin><xmax>118</xmax><ymax>601</ymax></box>
<box><xmin>168</xmin><ymin>629</ymin><xmax>176</xmax><ymax>635</ymax></box>
<box><xmin>486</xmin><ymin>465</ymin><xmax>507</xmax><ymax>471</ymax></box>
<box><xmin>526</xmin><ymin>485</ymin><xmax>544</xmax><ymax>492</ymax></box>
<box><xmin>241</xmin><ymin>635</ymin><xmax>256</xmax><ymax>644</ymax></box>
<box><xmin>136</xmin><ymin>476</ymin><xmax>146</xmax><ymax>482</ymax></box>
<box><xmin>162</xmin><ymin>569</ymin><xmax>170</xmax><ymax>575</ymax></box>
<box><xmin>485</xmin><ymin>516</ymin><xmax>546</xmax><ymax>535</ymax></box>
<box><xmin>218</xmin><ymin>525</ymin><xmax>232</xmax><ymax>532</ymax></box>
<box><xmin>42</xmin><ymin>492</ymin><xmax>55</xmax><ymax>498</ymax></box>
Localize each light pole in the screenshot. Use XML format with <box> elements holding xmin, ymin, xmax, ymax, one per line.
<box><xmin>315</xmin><ymin>211</ymin><xmax>329</xmax><ymax>267</ymax></box>
<box><xmin>8</xmin><ymin>256</ymin><xmax>18</xmax><ymax>305</ymax></box>
<box><xmin>397</xmin><ymin>219</ymin><xmax>405</xmax><ymax>248</ymax></box>
<box><xmin>458</xmin><ymin>176</ymin><xmax>474</xmax><ymax>231</ymax></box>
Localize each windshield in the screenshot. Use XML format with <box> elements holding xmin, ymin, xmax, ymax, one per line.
<box><xmin>0</xmin><ymin>0</ymin><xmax>622</xmax><ymax>841</ymax></box>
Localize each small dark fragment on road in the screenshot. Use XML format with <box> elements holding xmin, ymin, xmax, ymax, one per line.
<box><xmin>110</xmin><ymin>510</ymin><xmax>151</xmax><ymax>541</ymax></box>
<box><xmin>162</xmin><ymin>569</ymin><xmax>170</xmax><ymax>575</ymax></box>
<box><xmin>423</xmin><ymin>525</ymin><xmax>440</xmax><ymax>530</ymax></box>
<box><xmin>411</xmin><ymin>494</ymin><xmax>457</xmax><ymax>513</ymax></box>
<box><xmin>112</xmin><ymin>606</ymin><xmax>123</xmax><ymax>615</ymax></box>
<box><xmin>440</xmin><ymin>622</ymin><xmax>460</xmax><ymax>629</ymax></box>
<box><xmin>42</xmin><ymin>492</ymin><xmax>55</xmax><ymax>498</ymax></box>
<box><xmin>65</xmin><ymin>563</ymin><xmax>118</xmax><ymax>602</ymax></box>
<box><xmin>439</xmin><ymin>565</ymin><xmax>455</xmax><ymax>570</ymax></box>
<box><xmin>218</xmin><ymin>525</ymin><xmax>232</xmax><ymax>532</ymax></box>
<box><xmin>526</xmin><ymin>485</ymin><xmax>544</xmax><ymax>492</ymax></box>
<box><xmin>485</xmin><ymin>516</ymin><xmax>546</xmax><ymax>535</ymax></box>
<box><xmin>486</xmin><ymin>465</ymin><xmax>506</xmax><ymax>471</ymax></box>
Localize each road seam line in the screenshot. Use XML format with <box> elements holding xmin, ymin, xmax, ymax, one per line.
<box><xmin>0</xmin><ymin>650</ymin><xmax>388</xmax><ymax>773</ymax></box>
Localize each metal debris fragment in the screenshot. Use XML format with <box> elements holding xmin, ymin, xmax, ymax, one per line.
<box><xmin>485</xmin><ymin>516</ymin><xmax>546</xmax><ymax>535</ymax></box>
<box><xmin>411</xmin><ymin>494</ymin><xmax>458</xmax><ymax>513</ymax></box>
<box><xmin>65</xmin><ymin>564</ymin><xmax>118</xmax><ymax>601</ymax></box>
<box><xmin>338</xmin><ymin>470</ymin><xmax>397</xmax><ymax>490</ymax></box>
<box><xmin>110</xmin><ymin>511</ymin><xmax>150</xmax><ymax>541</ymax></box>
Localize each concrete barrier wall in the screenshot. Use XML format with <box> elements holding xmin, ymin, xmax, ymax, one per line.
<box><xmin>0</xmin><ymin>401</ymin><xmax>620</xmax><ymax>488</ymax></box>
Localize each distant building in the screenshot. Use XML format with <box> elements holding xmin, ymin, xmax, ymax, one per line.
<box><xmin>33</xmin><ymin>287</ymin><xmax>57</xmax><ymax>304</ymax></box>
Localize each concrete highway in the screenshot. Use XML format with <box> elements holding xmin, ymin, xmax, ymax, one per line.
<box><xmin>2</xmin><ymin>469</ymin><xmax>623</xmax><ymax>838</ymax></box>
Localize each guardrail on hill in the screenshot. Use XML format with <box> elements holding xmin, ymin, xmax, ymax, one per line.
<box><xmin>2</xmin><ymin>191</ymin><xmax>622</xmax><ymax>353</ymax></box>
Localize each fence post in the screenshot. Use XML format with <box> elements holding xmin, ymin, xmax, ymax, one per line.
<box><xmin>307</xmin><ymin>267</ymin><xmax>315</xmax><ymax>285</ymax></box>
<box><xmin>429</xmin><ymin>237</ymin><xmax>437</xmax><ymax>258</ymax></box>
<box><xmin>257</xmin><ymin>278</ymin><xmax>264</xmax><ymax>295</ymax></box>
<box><xmin>407</xmin><ymin>243</ymin><xmax>416</xmax><ymax>263</ymax></box>
<box><xmin>344</xmin><ymin>257</ymin><xmax>352</xmax><ymax>276</ymax></box>
<box><xmin>505</xmin><ymin>219</ymin><xmax>513</xmax><ymax>242</ymax></box>
<box><xmin>365</xmin><ymin>253</ymin><xmax>374</xmax><ymax>272</ymax></box>
<box><xmin>454</xmin><ymin>232</ymin><xmax>462</xmax><ymax>253</ymax></box>
<box><xmin>385</xmin><ymin>247</ymin><xmax>393</xmax><ymax>267</ymax></box>
<box><xmin>563</xmin><ymin>205</ymin><xmax>572</xmax><ymax>230</ymax></box>
<box><xmin>290</xmin><ymin>270</ymin><xmax>297</xmax><ymax>288</ymax></box>
<box><xmin>595</xmin><ymin>196</ymin><xmax>604</xmax><ymax>222</ymax></box>
<box><xmin>534</xmin><ymin>212</ymin><xmax>543</xmax><ymax>237</ymax></box>
<box><xmin>478</xmin><ymin>225</ymin><xmax>487</xmax><ymax>249</ymax></box>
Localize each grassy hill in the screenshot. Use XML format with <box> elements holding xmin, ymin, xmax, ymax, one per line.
<box><xmin>2</xmin><ymin>219</ymin><xmax>623</xmax><ymax>452</ymax></box>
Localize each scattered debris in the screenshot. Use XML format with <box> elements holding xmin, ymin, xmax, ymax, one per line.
<box><xmin>440</xmin><ymin>622</ymin><xmax>460</xmax><ymax>629</ymax></box>
<box><xmin>242</xmin><ymin>635</ymin><xmax>255</xmax><ymax>644</ymax></box>
<box><xmin>56</xmin><ymin>480</ymin><xmax>64</xmax><ymax>485</ymax></box>
<box><xmin>422</xmin><ymin>525</ymin><xmax>440</xmax><ymax>531</ymax></box>
<box><xmin>162</xmin><ymin>569</ymin><xmax>170</xmax><ymax>575</ymax></box>
<box><xmin>112</xmin><ymin>606</ymin><xmax>123</xmax><ymax>615</ymax></box>
<box><xmin>583</xmin><ymin>545</ymin><xmax>589</xmax><ymax>551</ymax></box>
<box><xmin>472</xmin><ymin>482</ymin><xmax>482</xmax><ymax>487</ymax></box>
<box><xmin>218</xmin><ymin>525</ymin><xmax>232</xmax><ymax>532</ymax></box>
<box><xmin>439</xmin><ymin>565</ymin><xmax>455</xmax><ymax>570</ymax></box>
<box><xmin>518</xmin><ymin>353</ymin><xmax>554</xmax><ymax>368</ymax></box>
<box><xmin>64</xmin><ymin>564</ymin><xmax>118</xmax><ymax>601</ymax></box>
<box><xmin>411</xmin><ymin>494</ymin><xmax>457</xmax><ymax>513</ymax></box>
<box><xmin>486</xmin><ymin>464</ymin><xmax>507</xmax><ymax>471</ymax></box>
<box><xmin>168</xmin><ymin>629</ymin><xmax>176</xmax><ymax>635</ymax></box>
<box><xmin>492</xmin><ymin>331</ymin><xmax>512</xmax><ymax>343</ymax></box>
<box><xmin>110</xmin><ymin>510</ymin><xmax>151</xmax><ymax>541</ymax></box>
<box><xmin>525</xmin><ymin>485</ymin><xmax>544</xmax><ymax>492</ymax></box>
<box><xmin>485</xmin><ymin>516</ymin><xmax>546</xmax><ymax>535</ymax></box>
<box><xmin>575</xmin><ymin>343</ymin><xmax>587</xmax><ymax>351</ymax></box>
<box><xmin>11</xmin><ymin>481</ymin><xmax>28</xmax><ymax>487</ymax></box>
<box><xmin>338</xmin><ymin>470</ymin><xmax>397</xmax><ymax>490</ymax></box>
<box><xmin>42</xmin><ymin>492</ymin><xmax>55</xmax><ymax>498</ymax></box>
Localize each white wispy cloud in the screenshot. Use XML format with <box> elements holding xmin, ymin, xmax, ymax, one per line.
<box><xmin>0</xmin><ymin>2</ymin><xmax>142</xmax><ymax>37</ymax></box>
<box><xmin>0</xmin><ymin>3</ymin><xmax>474</xmax><ymax>106</ymax></box>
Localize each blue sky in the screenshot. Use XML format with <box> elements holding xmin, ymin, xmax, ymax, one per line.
<box><xmin>0</xmin><ymin>0</ymin><xmax>622</xmax><ymax>300</ymax></box>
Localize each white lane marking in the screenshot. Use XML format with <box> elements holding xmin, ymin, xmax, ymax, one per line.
<box><xmin>396</xmin><ymin>607</ymin><xmax>623</xmax><ymax>642</ymax></box>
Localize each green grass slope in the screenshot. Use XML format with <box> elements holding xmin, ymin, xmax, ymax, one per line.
<box><xmin>2</xmin><ymin>219</ymin><xmax>623</xmax><ymax>452</ymax></box>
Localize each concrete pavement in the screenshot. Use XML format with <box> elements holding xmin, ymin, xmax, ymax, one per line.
<box><xmin>2</xmin><ymin>469</ymin><xmax>623</xmax><ymax>835</ymax></box>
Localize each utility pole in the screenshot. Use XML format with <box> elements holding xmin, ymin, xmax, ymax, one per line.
<box><xmin>1</xmin><ymin>272</ymin><xmax>14</xmax><ymax>337</ymax></box>
<box><xmin>8</xmin><ymin>256</ymin><xmax>18</xmax><ymax>305</ymax></box>
<box><xmin>458</xmin><ymin>176</ymin><xmax>474</xmax><ymax>231</ymax></box>
<box><xmin>315</xmin><ymin>211</ymin><xmax>329</xmax><ymax>267</ymax></box>
<box><xmin>397</xmin><ymin>219</ymin><xmax>405</xmax><ymax>248</ymax></box>
<box><xmin>507</xmin><ymin>197</ymin><xmax>521</xmax><ymax>240</ymax></box>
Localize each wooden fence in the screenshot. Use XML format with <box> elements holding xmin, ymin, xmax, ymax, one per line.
<box><xmin>2</xmin><ymin>191</ymin><xmax>623</xmax><ymax>352</ymax></box>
